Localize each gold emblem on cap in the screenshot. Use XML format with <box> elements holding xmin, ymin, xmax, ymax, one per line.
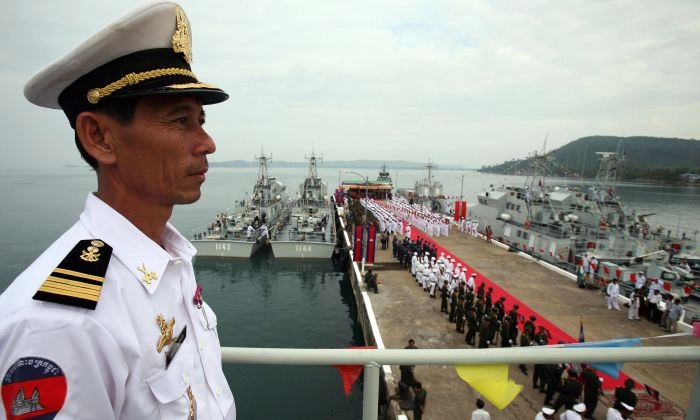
<box><xmin>156</xmin><ymin>314</ymin><xmax>175</xmax><ymax>353</ymax></box>
<box><xmin>172</xmin><ymin>6</ymin><xmax>192</xmax><ymax>63</ymax></box>
<box><xmin>137</xmin><ymin>263</ymin><xmax>158</xmax><ymax>285</ymax></box>
<box><xmin>80</xmin><ymin>240</ymin><xmax>104</xmax><ymax>262</ymax></box>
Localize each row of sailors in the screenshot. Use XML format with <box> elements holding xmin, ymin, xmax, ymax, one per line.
<box><xmin>411</xmin><ymin>252</ymin><xmax>477</xmax><ymax>297</ymax></box>
<box><xmin>400</xmin><ymin>242</ymin><xmax>624</xmax><ymax>418</ymax></box>
<box><xmin>384</xmin><ymin>197</ymin><xmax>451</xmax><ymax>237</ymax></box>
<box><xmin>407</xmin><ymin>252</ymin><xmax>557</xmax><ymax>352</ymax></box>
<box><xmin>457</xmin><ymin>217</ymin><xmax>480</xmax><ymax>237</ymax></box>
<box><xmin>359</xmin><ymin>197</ymin><xmax>403</xmax><ymax>234</ymax></box>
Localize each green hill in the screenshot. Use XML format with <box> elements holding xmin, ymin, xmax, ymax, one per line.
<box><xmin>480</xmin><ymin>136</ymin><xmax>700</xmax><ymax>182</ymax></box>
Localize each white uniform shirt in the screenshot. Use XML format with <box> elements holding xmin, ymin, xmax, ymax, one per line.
<box><xmin>647</xmin><ymin>280</ymin><xmax>664</xmax><ymax>299</ymax></box>
<box><xmin>560</xmin><ymin>409</ymin><xmax>582</xmax><ymax>420</ymax></box>
<box><xmin>605</xmin><ymin>407</ymin><xmax>625</xmax><ymax>420</ymax></box>
<box><xmin>0</xmin><ymin>194</ymin><xmax>235</xmax><ymax>419</ymax></box>
<box><xmin>635</xmin><ymin>274</ymin><xmax>646</xmax><ymax>290</ymax></box>
<box><xmin>471</xmin><ymin>408</ymin><xmax>491</xmax><ymax>420</ymax></box>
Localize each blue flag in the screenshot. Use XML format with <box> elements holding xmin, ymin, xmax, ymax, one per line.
<box><xmin>563</xmin><ymin>338</ymin><xmax>641</xmax><ymax>379</ymax></box>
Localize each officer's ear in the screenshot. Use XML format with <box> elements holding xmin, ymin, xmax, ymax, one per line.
<box><xmin>75</xmin><ymin>111</ymin><xmax>118</xmax><ymax>165</ymax></box>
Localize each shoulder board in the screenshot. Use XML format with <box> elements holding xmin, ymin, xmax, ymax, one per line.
<box><xmin>33</xmin><ymin>239</ymin><xmax>112</xmax><ymax>310</ymax></box>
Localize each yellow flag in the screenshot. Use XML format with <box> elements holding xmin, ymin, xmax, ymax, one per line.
<box><xmin>454</xmin><ymin>364</ymin><xmax>522</xmax><ymax>410</ymax></box>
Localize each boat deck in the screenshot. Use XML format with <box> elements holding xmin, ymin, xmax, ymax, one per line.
<box><xmin>367</xmin><ymin>225</ymin><xmax>695</xmax><ymax>419</ymax></box>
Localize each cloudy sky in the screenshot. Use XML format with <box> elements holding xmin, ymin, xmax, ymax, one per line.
<box><xmin>2</xmin><ymin>0</ymin><xmax>699</xmax><ymax>169</ymax></box>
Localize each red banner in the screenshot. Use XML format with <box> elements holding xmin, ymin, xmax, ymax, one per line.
<box><xmin>454</xmin><ymin>201</ymin><xmax>462</xmax><ymax>221</ymax></box>
<box><xmin>365</xmin><ymin>225</ymin><xmax>377</xmax><ymax>264</ymax></box>
<box><xmin>353</xmin><ymin>225</ymin><xmax>363</xmax><ymax>262</ymax></box>
<box><xmin>335</xmin><ymin>188</ymin><xmax>345</xmax><ymax>204</ymax></box>
<box><xmin>453</xmin><ymin>200</ymin><xmax>468</xmax><ymax>221</ymax></box>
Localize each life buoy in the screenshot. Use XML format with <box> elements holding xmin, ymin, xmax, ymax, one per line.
<box><xmin>524</xmin><ymin>221</ymin><xmax>531</xmax><ymax>229</ymax></box>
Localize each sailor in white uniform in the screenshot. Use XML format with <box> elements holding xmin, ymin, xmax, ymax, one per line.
<box><xmin>0</xmin><ymin>3</ymin><xmax>235</xmax><ymax>419</ymax></box>
<box><xmin>448</xmin><ymin>274</ymin><xmax>458</xmax><ymax>294</ymax></box>
<box><xmin>467</xmin><ymin>273</ymin><xmax>476</xmax><ymax>290</ymax></box>
<box><xmin>259</xmin><ymin>223</ymin><xmax>269</xmax><ymax>241</ymax></box>
<box><xmin>429</xmin><ymin>268</ymin><xmax>439</xmax><ymax>297</ymax></box>
<box><xmin>647</xmin><ymin>278</ymin><xmax>664</xmax><ymax>301</ymax></box>
<box><xmin>415</xmin><ymin>261</ymin><xmax>424</xmax><ymax>285</ymax></box>
<box><xmin>606</xmin><ymin>279</ymin><xmax>621</xmax><ymax>311</ymax></box>
<box><xmin>411</xmin><ymin>252</ymin><xmax>419</xmax><ymax>276</ymax></box>
<box><xmin>635</xmin><ymin>271</ymin><xmax>647</xmax><ymax>290</ymax></box>
<box><xmin>421</xmin><ymin>265</ymin><xmax>431</xmax><ymax>290</ymax></box>
<box><xmin>458</xmin><ymin>267</ymin><xmax>467</xmax><ymax>285</ymax></box>
<box><xmin>246</xmin><ymin>224</ymin><xmax>255</xmax><ymax>239</ymax></box>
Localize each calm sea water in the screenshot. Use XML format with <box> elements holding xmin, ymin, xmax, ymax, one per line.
<box><xmin>1</xmin><ymin>166</ymin><xmax>698</xmax><ymax>418</ymax></box>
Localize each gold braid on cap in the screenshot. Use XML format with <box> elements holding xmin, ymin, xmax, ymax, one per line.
<box><xmin>86</xmin><ymin>68</ymin><xmax>197</xmax><ymax>104</ymax></box>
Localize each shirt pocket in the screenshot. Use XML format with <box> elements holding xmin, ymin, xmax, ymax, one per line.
<box><xmin>147</xmin><ymin>343</ymin><xmax>195</xmax><ymax>419</ymax></box>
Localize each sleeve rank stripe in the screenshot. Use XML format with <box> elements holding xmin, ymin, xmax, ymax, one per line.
<box><xmin>48</xmin><ymin>272</ymin><xmax>104</xmax><ymax>287</ymax></box>
<box><xmin>53</xmin><ymin>267</ymin><xmax>105</xmax><ymax>283</ymax></box>
<box><xmin>42</xmin><ymin>277</ymin><xmax>103</xmax><ymax>294</ymax></box>
<box><xmin>33</xmin><ymin>239</ymin><xmax>112</xmax><ymax>310</ymax></box>
<box><xmin>32</xmin><ymin>291</ymin><xmax>99</xmax><ymax>310</ymax></box>
<box><xmin>37</xmin><ymin>284</ymin><xmax>101</xmax><ymax>300</ymax></box>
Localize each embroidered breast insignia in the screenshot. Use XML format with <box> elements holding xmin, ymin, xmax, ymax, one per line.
<box><xmin>156</xmin><ymin>314</ymin><xmax>175</xmax><ymax>353</ymax></box>
<box><xmin>138</xmin><ymin>263</ymin><xmax>158</xmax><ymax>285</ymax></box>
<box><xmin>33</xmin><ymin>239</ymin><xmax>112</xmax><ymax>310</ymax></box>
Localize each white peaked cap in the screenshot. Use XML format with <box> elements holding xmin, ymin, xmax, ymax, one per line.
<box><xmin>24</xmin><ymin>2</ymin><xmax>227</xmax><ymax>128</ymax></box>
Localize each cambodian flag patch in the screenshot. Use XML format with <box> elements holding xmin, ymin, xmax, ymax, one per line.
<box><xmin>1</xmin><ymin>357</ymin><xmax>67</xmax><ymax>419</ymax></box>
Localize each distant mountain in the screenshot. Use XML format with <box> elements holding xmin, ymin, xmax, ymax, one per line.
<box><xmin>211</xmin><ymin>159</ymin><xmax>469</xmax><ymax>170</ymax></box>
<box><xmin>479</xmin><ymin>136</ymin><xmax>700</xmax><ymax>182</ymax></box>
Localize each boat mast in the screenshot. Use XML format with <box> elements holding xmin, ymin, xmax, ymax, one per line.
<box><xmin>255</xmin><ymin>150</ymin><xmax>271</xmax><ymax>188</ymax></box>
<box><xmin>524</xmin><ymin>134</ymin><xmax>551</xmax><ymax>192</ymax></box>
<box><xmin>426</xmin><ymin>159</ymin><xmax>436</xmax><ymax>198</ymax></box>
<box><xmin>593</xmin><ymin>142</ymin><xmax>624</xmax><ymax>190</ymax></box>
<box><xmin>251</xmin><ymin>152</ymin><xmax>273</xmax><ymax>207</ymax></box>
<box><xmin>523</xmin><ymin>136</ymin><xmax>554</xmax><ymax>223</ymax></box>
<box><xmin>302</xmin><ymin>152</ymin><xmax>323</xmax><ymax>205</ymax></box>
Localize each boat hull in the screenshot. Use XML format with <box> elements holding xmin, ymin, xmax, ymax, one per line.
<box><xmin>193</xmin><ymin>238</ymin><xmax>265</xmax><ymax>259</ymax></box>
<box><xmin>270</xmin><ymin>240</ymin><xmax>335</xmax><ymax>259</ymax></box>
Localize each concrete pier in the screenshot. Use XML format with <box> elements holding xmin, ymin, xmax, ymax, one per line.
<box><xmin>363</xmin><ymin>225</ymin><xmax>696</xmax><ymax>420</ymax></box>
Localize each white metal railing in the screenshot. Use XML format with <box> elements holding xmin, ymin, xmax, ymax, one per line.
<box><xmin>221</xmin><ymin>346</ymin><xmax>700</xmax><ymax>420</ymax></box>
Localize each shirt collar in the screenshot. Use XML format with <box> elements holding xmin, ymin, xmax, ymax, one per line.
<box><xmin>79</xmin><ymin>193</ymin><xmax>196</xmax><ymax>294</ymax></box>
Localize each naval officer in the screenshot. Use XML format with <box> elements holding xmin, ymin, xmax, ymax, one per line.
<box><xmin>0</xmin><ymin>3</ymin><xmax>235</xmax><ymax>419</ymax></box>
